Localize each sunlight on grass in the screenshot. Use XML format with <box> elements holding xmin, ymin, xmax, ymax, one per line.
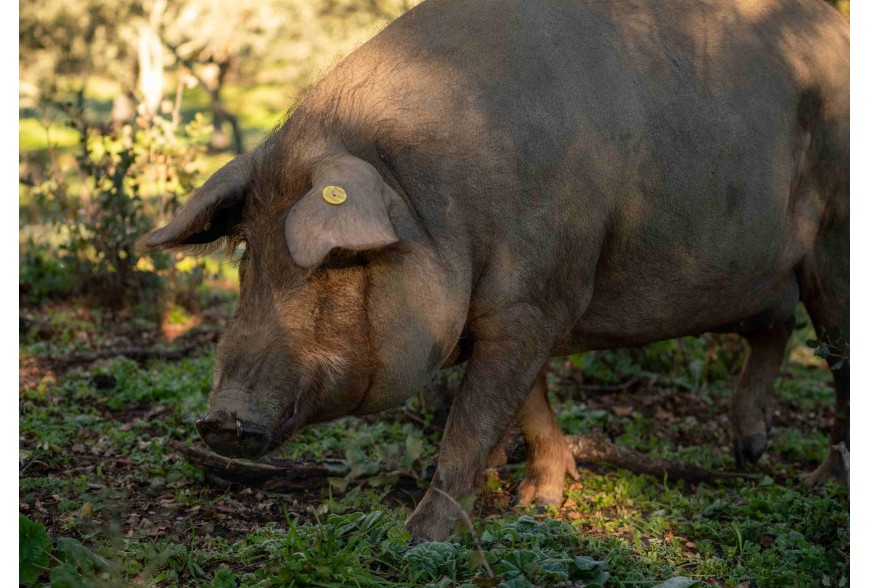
<box><xmin>19</xmin><ymin>118</ymin><xmax>79</xmax><ymax>152</ymax></box>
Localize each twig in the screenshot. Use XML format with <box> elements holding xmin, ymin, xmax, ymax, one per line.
<box><xmin>401</xmin><ymin>410</ymin><xmax>441</xmax><ymax>434</ymax></box>
<box><xmin>574</xmin><ymin>378</ymin><xmax>640</xmax><ymax>393</ymax></box>
<box><xmin>167</xmin><ymin>441</ymin><xmax>422</xmax><ymax>493</ymax></box>
<box><xmin>19</xmin><ymin>459</ymin><xmax>49</xmax><ymax>475</ymax></box>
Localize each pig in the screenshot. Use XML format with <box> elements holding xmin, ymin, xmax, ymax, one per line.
<box><xmin>138</xmin><ymin>0</ymin><xmax>849</xmax><ymax>540</ymax></box>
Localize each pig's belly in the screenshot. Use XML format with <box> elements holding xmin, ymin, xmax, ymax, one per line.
<box><xmin>560</xmin><ymin>252</ymin><xmax>801</xmax><ymax>352</ymax></box>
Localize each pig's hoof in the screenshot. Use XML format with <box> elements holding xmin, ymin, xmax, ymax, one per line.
<box><xmin>513</xmin><ymin>447</ymin><xmax>579</xmax><ymax>508</ymax></box>
<box><xmin>514</xmin><ymin>479</ymin><xmax>563</xmax><ymax>508</ymax></box>
<box><xmin>733</xmin><ymin>433</ymin><xmax>767</xmax><ymax>469</ymax></box>
<box><xmin>805</xmin><ymin>444</ymin><xmax>849</xmax><ymax>487</ymax></box>
<box><xmin>405</xmin><ymin>512</ymin><xmax>452</xmax><ymax>542</ymax></box>
<box><xmin>405</xmin><ymin>490</ymin><xmax>458</xmax><ymax>541</ymax></box>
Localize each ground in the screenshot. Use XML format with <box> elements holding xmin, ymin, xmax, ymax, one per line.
<box><xmin>19</xmin><ymin>292</ymin><xmax>849</xmax><ymax>587</ymax></box>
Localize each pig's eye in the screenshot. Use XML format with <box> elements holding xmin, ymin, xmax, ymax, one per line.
<box><xmin>236</xmin><ymin>249</ymin><xmax>250</xmax><ymax>285</ymax></box>
<box><xmin>224</xmin><ymin>232</ymin><xmax>247</xmax><ymax>266</ymax></box>
<box><xmin>230</xmin><ymin>243</ymin><xmax>247</xmax><ymax>267</ymax></box>
<box><xmin>318</xmin><ymin>249</ymin><xmax>369</xmax><ymax>271</ymax></box>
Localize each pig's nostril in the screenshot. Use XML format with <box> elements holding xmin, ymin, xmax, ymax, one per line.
<box><xmin>195</xmin><ymin>410</ymin><xmax>234</xmax><ymax>437</ymax></box>
<box><xmin>195</xmin><ymin>411</ymin><xmax>270</xmax><ymax>459</ymax></box>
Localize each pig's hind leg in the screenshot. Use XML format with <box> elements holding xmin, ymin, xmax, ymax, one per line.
<box><xmin>730</xmin><ymin>322</ymin><xmax>793</xmax><ymax>468</ymax></box>
<box><xmin>797</xmin><ymin>96</ymin><xmax>849</xmax><ymax>486</ymax></box>
<box><xmin>513</xmin><ymin>369</ymin><xmax>579</xmax><ymax>507</ymax></box>
<box><xmin>799</xmin><ymin>234</ymin><xmax>849</xmax><ymax>485</ymax></box>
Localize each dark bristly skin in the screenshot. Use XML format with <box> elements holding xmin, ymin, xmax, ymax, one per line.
<box><xmin>138</xmin><ymin>0</ymin><xmax>849</xmax><ymax>540</ymax></box>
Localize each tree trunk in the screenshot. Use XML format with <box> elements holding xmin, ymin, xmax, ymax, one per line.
<box><xmin>203</xmin><ymin>61</ymin><xmax>244</xmax><ymax>153</ymax></box>
<box><xmin>111</xmin><ymin>89</ymin><xmax>137</xmax><ymax>129</ymax></box>
<box><xmin>137</xmin><ymin>0</ymin><xmax>167</xmax><ymax>117</ymax></box>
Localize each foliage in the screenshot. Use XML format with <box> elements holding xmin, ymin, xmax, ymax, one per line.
<box><xmin>18</xmin><ymin>242</ymin><xmax>76</xmax><ymax>303</ymax></box>
<box><xmin>19</xmin><ymin>0</ymin><xmax>143</xmax><ymax>98</ymax></box>
<box><xmin>20</xmin><ymin>0</ymin><xmax>422</xmax><ymax>155</ymax></box>
<box><xmin>20</xmin><ymin>516</ymin><xmax>51</xmax><ymax>585</ymax></box>
<box><xmin>19</xmin><ymin>314</ymin><xmax>849</xmax><ymax>586</ymax></box>
<box><xmin>19</xmin><ymin>0</ymin><xmax>426</xmax><ymax>310</ymax></box>
<box><xmin>20</xmin><ymin>95</ymin><xmax>212</xmax><ymax>308</ymax></box>
<box><xmin>826</xmin><ymin>0</ymin><xmax>849</xmax><ymax>19</ymax></box>
<box><xmin>20</xmin><ymin>515</ymin><xmax>128</xmax><ymax>587</ymax></box>
<box><xmin>50</xmin><ymin>537</ymin><xmax>123</xmax><ymax>587</ymax></box>
<box><xmin>565</xmin><ymin>333</ymin><xmax>745</xmax><ymax>393</ymax></box>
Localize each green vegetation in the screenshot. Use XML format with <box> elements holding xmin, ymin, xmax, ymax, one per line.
<box><xmin>19</xmin><ymin>305</ymin><xmax>848</xmax><ymax>586</ymax></box>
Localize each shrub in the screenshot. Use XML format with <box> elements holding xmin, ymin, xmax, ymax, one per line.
<box><xmin>20</xmin><ymin>93</ymin><xmax>212</xmax><ymax>311</ymax></box>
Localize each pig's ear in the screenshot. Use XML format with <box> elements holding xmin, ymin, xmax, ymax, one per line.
<box><xmin>136</xmin><ymin>156</ymin><xmax>250</xmax><ymax>253</ymax></box>
<box><xmin>285</xmin><ymin>156</ymin><xmax>400</xmax><ymax>268</ymax></box>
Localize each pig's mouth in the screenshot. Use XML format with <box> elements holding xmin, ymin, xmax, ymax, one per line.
<box><xmin>196</xmin><ymin>401</ymin><xmax>306</xmax><ymax>460</ymax></box>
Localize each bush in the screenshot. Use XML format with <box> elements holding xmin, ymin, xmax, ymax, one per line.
<box><xmin>20</xmin><ymin>94</ymin><xmax>212</xmax><ymax>311</ymax></box>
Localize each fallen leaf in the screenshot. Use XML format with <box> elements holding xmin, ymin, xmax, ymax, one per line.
<box><xmin>655</xmin><ymin>409</ymin><xmax>675</xmax><ymax>421</ymax></box>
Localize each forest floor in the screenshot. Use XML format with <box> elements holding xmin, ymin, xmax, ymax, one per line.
<box><xmin>19</xmin><ymin>289</ymin><xmax>849</xmax><ymax>587</ymax></box>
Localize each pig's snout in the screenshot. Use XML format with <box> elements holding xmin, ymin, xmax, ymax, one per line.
<box><xmin>196</xmin><ymin>410</ymin><xmax>270</xmax><ymax>459</ymax></box>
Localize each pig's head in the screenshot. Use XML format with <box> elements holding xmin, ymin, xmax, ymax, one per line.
<box><xmin>138</xmin><ymin>147</ymin><xmax>467</xmax><ymax>459</ymax></box>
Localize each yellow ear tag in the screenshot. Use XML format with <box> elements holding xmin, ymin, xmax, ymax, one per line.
<box><xmin>322</xmin><ymin>185</ymin><xmax>347</xmax><ymax>205</ymax></box>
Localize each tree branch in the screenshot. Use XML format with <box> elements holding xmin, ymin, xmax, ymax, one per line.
<box><xmin>170</xmin><ymin>429</ymin><xmax>756</xmax><ymax>497</ymax></box>
<box><xmin>562</xmin><ymin>432</ymin><xmax>757</xmax><ymax>483</ymax></box>
<box><xmin>167</xmin><ymin>441</ymin><xmax>423</xmax><ymax>493</ymax></box>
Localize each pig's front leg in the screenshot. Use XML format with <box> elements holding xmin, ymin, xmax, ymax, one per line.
<box><xmin>405</xmin><ymin>306</ymin><xmax>558</xmax><ymax>540</ymax></box>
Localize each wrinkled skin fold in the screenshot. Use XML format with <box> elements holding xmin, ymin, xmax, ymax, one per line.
<box><xmin>139</xmin><ymin>0</ymin><xmax>849</xmax><ymax>540</ymax></box>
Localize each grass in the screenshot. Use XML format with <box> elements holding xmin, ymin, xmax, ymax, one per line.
<box><xmin>19</xmin><ymin>298</ymin><xmax>849</xmax><ymax>587</ymax></box>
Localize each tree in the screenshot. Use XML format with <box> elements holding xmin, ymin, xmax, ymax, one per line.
<box><xmin>159</xmin><ymin>0</ymin><xmax>290</xmax><ymax>152</ymax></box>
<box><xmin>19</xmin><ymin>0</ymin><xmax>141</xmax><ymax>105</ymax></box>
<box><xmin>20</xmin><ymin>0</ymin><xmax>423</xmax><ymax>154</ymax></box>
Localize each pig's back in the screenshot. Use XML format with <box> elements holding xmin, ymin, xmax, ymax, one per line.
<box><xmin>308</xmin><ymin>0</ymin><xmax>849</xmax><ymax>346</ymax></box>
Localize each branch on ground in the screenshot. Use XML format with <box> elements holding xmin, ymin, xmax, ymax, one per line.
<box><xmin>562</xmin><ymin>432</ymin><xmax>758</xmax><ymax>483</ymax></box>
<box><xmin>51</xmin><ymin>345</ymin><xmax>202</xmax><ymax>366</ymax></box>
<box><xmin>171</xmin><ymin>429</ymin><xmax>757</xmax><ymax>495</ymax></box>
<box><xmin>167</xmin><ymin>441</ymin><xmax>423</xmax><ymax>493</ymax></box>
<box><xmin>45</xmin><ymin>329</ymin><xmax>221</xmax><ymax>367</ymax></box>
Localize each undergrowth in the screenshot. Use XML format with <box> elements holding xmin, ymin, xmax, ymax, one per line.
<box><xmin>19</xmin><ymin>311</ymin><xmax>849</xmax><ymax>587</ymax></box>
